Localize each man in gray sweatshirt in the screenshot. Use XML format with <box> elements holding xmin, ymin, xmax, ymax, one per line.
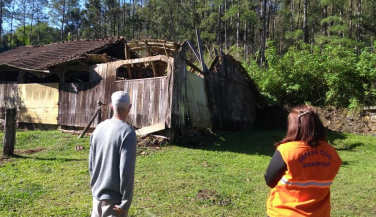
<box><xmin>89</xmin><ymin>91</ymin><xmax>137</xmax><ymax>217</ymax></box>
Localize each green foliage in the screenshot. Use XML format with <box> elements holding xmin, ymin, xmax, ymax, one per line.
<box><xmin>250</xmin><ymin>41</ymin><xmax>376</xmax><ymax>108</ymax></box>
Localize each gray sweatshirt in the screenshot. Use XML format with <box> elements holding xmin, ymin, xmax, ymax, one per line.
<box><xmin>89</xmin><ymin>118</ymin><xmax>137</xmax><ymax>210</ymax></box>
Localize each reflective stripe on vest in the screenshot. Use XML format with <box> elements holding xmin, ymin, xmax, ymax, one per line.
<box><xmin>280</xmin><ymin>177</ymin><xmax>333</xmax><ymax>188</ymax></box>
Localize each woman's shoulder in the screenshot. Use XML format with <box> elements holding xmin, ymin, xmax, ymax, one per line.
<box><xmin>277</xmin><ymin>141</ymin><xmax>303</xmax><ymax>151</ymax></box>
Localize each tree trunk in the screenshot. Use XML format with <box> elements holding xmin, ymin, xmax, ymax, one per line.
<box><xmin>9</xmin><ymin>0</ymin><xmax>15</xmax><ymax>47</ymax></box>
<box><xmin>224</xmin><ymin>0</ymin><xmax>227</xmax><ymax>49</ymax></box>
<box><xmin>267</xmin><ymin>0</ymin><xmax>271</xmax><ymax>39</ymax></box>
<box><xmin>297</xmin><ymin>0</ymin><xmax>301</xmax><ymax>29</ymax></box>
<box><xmin>2</xmin><ymin>109</ymin><xmax>17</xmax><ymax>157</ymax></box>
<box><xmin>291</xmin><ymin>0</ymin><xmax>294</xmax><ymax>32</ymax></box>
<box><xmin>349</xmin><ymin>0</ymin><xmax>353</xmax><ymax>39</ymax></box>
<box><xmin>29</xmin><ymin>0</ymin><xmax>35</xmax><ymax>44</ymax></box>
<box><xmin>323</xmin><ymin>5</ymin><xmax>327</xmax><ymax>36</ymax></box>
<box><xmin>236</xmin><ymin>1</ymin><xmax>240</xmax><ymax>48</ymax></box>
<box><xmin>132</xmin><ymin>0</ymin><xmax>135</xmax><ymax>39</ymax></box>
<box><xmin>244</xmin><ymin>22</ymin><xmax>247</xmax><ymax>60</ymax></box>
<box><xmin>217</xmin><ymin>3</ymin><xmax>221</xmax><ymax>43</ymax></box>
<box><xmin>23</xmin><ymin>0</ymin><xmax>26</xmax><ymax>45</ymax></box>
<box><xmin>260</xmin><ymin>0</ymin><xmax>267</xmax><ymax>68</ymax></box>
<box><xmin>357</xmin><ymin>0</ymin><xmax>362</xmax><ymax>42</ymax></box>
<box><xmin>0</xmin><ymin>0</ymin><xmax>3</xmax><ymax>37</ymax></box>
<box><xmin>303</xmin><ymin>0</ymin><xmax>308</xmax><ymax>43</ymax></box>
<box><xmin>61</xmin><ymin>0</ymin><xmax>66</xmax><ymax>41</ymax></box>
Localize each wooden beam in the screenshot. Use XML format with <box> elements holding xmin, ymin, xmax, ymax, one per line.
<box><xmin>196</xmin><ymin>28</ymin><xmax>209</xmax><ymax>74</ymax></box>
<box><xmin>144</xmin><ymin>42</ymin><xmax>158</xmax><ymax>77</ymax></box>
<box><xmin>113</xmin><ymin>55</ymin><xmax>169</xmax><ymax>65</ymax></box>
<box><xmin>186</xmin><ymin>60</ymin><xmax>203</xmax><ymax>74</ymax></box>
<box><xmin>124</xmin><ymin>44</ymin><xmax>132</xmax><ymax>79</ymax></box>
<box><xmin>78</xmin><ymin>106</ymin><xmax>101</xmax><ymax>139</ymax></box>
<box><xmin>130</xmin><ymin>46</ymin><xmax>177</xmax><ymax>54</ymax></box>
<box><xmin>163</xmin><ymin>44</ymin><xmax>170</xmax><ymax>58</ymax></box>
<box><xmin>185</xmin><ymin>41</ymin><xmax>201</xmax><ymax>64</ymax></box>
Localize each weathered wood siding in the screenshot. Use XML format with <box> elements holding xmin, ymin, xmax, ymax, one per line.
<box><xmin>169</xmin><ymin>45</ymin><xmax>187</xmax><ymax>128</ymax></box>
<box><xmin>205</xmin><ymin>57</ymin><xmax>256</xmax><ymax>129</ymax></box>
<box><xmin>17</xmin><ymin>83</ymin><xmax>59</xmax><ymax>124</ymax></box>
<box><xmin>115</xmin><ymin>77</ymin><xmax>168</xmax><ymax>129</ymax></box>
<box><xmin>0</xmin><ymin>83</ymin><xmax>18</xmax><ymax>118</ymax></box>
<box><xmin>186</xmin><ymin>72</ymin><xmax>212</xmax><ymax>128</ymax></box>
<box><xmin>59</xmin><ymin>63</ymin><xmax>110</xmax><ymax>127</ymax></box>
<box><xmin>169</xmin><ymin>43</ymin><xmax>212</xmax><ymax>129</ymax></box>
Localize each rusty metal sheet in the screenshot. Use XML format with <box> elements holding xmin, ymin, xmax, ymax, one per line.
<box><xmin>187</xmin><ymin>72</ymin><xmax>212</xmax><ymax>128</ymax></box>
<box><xmin>17</xmin><ymin>83</ymin><xmax>59</xmax><ymax>124</ymax></box>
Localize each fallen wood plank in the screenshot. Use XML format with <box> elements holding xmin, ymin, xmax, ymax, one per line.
<box><xmin>136</xmin><ymin>122</ymin><xmax>165</xmax><ymax>136</ymax></box>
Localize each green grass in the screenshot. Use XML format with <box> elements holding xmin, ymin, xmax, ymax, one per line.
<box><xmin>0</xmin><ymin>129</ymin><xmax>375</xmax><ymax>216</ymax></box>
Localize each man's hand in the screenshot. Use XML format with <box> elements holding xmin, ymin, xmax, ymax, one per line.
<box><xmin>113</xmin><ymin>206</ymin><xmax>127</xmax><ymax>214</ymax></box>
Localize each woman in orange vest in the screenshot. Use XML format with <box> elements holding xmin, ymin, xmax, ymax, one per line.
<box><xmin>265</xmin><ymin>105</ymin><xmax>342</xmax><ymax>217</ymax></box>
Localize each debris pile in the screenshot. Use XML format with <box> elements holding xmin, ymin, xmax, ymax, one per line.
<box><xmin>181</xmin><ymin>128</ymin><xmax>218</xmax><ymax>147</ymax></box>
<box><xmin>137</xmin><ymin>134</ymin><xmax>169</xmax><ymax>150</ymax></box>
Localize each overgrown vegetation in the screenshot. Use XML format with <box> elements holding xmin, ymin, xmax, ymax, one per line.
<box><xmin>0</xmin><ymin>130</ymin><xmax>375</xmax><ymax>216</ymax></box>
<box><xmin>245</xmin><ymin>42</ymin><xmax>376</xmax><ymax>108</ymax></box>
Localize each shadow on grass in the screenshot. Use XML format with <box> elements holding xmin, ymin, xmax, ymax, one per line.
<box><xmin>341</xmin><ymin>161</ymin><xmax>350</xmax><ymax>167</ymax></box>
<box><xmin>335</xmin><ymin>143</ymin><xmax>364</xmax><ymax>151</ymax></box>
<box><xmin>327</xmin><ymin>130</ymin><xmax>365</xmax><ymax>152</ymax></box>
<box><xmin>178</xmin><ymin>129</ymin><xmax>285</xmax><ymax>156</ymax></box>
<box><xmin>178</xmin><ymin>129</ymin><xmax>359</xmax><ymax>156</ymax></box>
<box><xmin>11</xmin><ymin>154</ymin><xmax>85</xmax><ymax>162</ymax></box>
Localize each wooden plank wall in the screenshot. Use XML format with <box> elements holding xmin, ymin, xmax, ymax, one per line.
<box><xmin>169</xmin><ymin>44</ymin><xmax>188</xmax><ymax>128</ymax></box>
<box><xmin>59</xmin><ymin>63</ymin><xmax>109</xmax><ymax>127</ymax></box>
<box><xmin>204</xmin><ymin>56</ymin><xmax>256</xmax><ymax>129</ymax></box>
<box><xmin>115</xmin><ymin>76</ymin><xmax>168</xmax><ymax>129</ymax></box>
<box><xmin>0</xmin><ymin>83</ymin><xmax>18</xmax><ymax>118</ymax></box>
<box><xmin>17</xmin><ymin>83</ymin><xmax>59</xmax><ymax>124</ymax></box>
<box><xmin>186</xmin><ymin>72</ymin><xmax>212</xmax><ymax>128</ymax></box>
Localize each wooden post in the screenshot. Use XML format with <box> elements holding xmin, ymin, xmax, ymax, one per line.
<box><xmin>124</xmin><ymin>44</ymin><xmax>133</xmax><ymax>79</ymax></box>
<box><xmin>78</xmin><ymin>102</ymin><xmax>102</xmax><ymax>139</ymax></box>
<box><xmin>97</xmin><ymin>101</ymin><xmax>102</xmax><ymax>125</ymax></box>
<box><xmin>144</xmin><ymin>42</ymin><xmax>158</xmax><ymax>77</ymax></box>
<box><xmin>3</xmin><ymin>108</ymin><xmax>17</xmax><ymax>157</ymax></box>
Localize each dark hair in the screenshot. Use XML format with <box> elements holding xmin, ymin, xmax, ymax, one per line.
<box><xmin>276</xmin><ymin>105</ymin><xmax>326</xmax><ymax>148</ymax></box>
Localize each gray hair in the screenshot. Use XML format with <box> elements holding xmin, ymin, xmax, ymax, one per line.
<box><xmin>111</xmin><ymin>91</ymin><xmax>131</xmax><ymax>113</ymax></box>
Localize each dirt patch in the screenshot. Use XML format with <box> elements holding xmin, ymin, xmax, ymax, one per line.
<box><xmin>181</xmin><ymin>128</ymin><xmax>218</xmax><ymax>147</ymax></box>
<box><xmin>14</xmin><ymin>147</ymin><xmax>45</xmax><ymax>155</ymax></box>
<box><xmin>0</xmin><ymin>156</ymin><xmax>12</xmax><ymax>166</ymax></box>
<box><xmin>196</xmin><ymin>189</ymin><xmax>232</xmax><ymax>206</ymax></box>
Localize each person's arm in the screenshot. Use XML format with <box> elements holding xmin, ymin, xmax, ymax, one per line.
<box><xmin>117</xmin><ymin>130</ymin><xmax>137</xmax><ymax>210</ymax></box>
<box><xmin>264</xmin><ymin>150</ymin><xmax>287</xmax><ymax>188</ymax></box>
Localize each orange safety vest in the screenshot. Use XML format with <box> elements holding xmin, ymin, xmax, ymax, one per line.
<box><xmin>267</xmin><ymin>141</ymin><xmax>342</xmax><ymax>217</ymax></box>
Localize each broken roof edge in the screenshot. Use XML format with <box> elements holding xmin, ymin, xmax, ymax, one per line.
<box><xmin>28</xmin><ymin>36</ymin><xmax>126</xmax><ymax>49</ymax></box>
<box><xmin>0</xmin><ymin>64</ymin><xmax>50</xmax><ymax>73</ymax></box>
<box><xmin>208</xmin><ymin>54</ymin><xmax>263</xmax><ymax>103</ymax></box>
<box><xmin>225</xmin><ymin>54</ymin><xmax>263</xmax><ymax>102</ymax></box>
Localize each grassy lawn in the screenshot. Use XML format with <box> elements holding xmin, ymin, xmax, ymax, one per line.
<box><xmin>0</xmin><ymin>129</ymin><xmax>375</xmax><ymax>216</ymax></box>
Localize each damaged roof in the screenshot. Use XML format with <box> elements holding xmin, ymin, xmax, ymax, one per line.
<box><xmin>0</xmin><ymin>37</ymin><xmax>126</xmax><ymax>70</ymax></box>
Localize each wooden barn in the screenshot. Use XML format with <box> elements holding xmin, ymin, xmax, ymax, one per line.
<box><xmin>0</xmin><ymin>37</ymin><xmax>260</xmax><ymax>139</ymax></box>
